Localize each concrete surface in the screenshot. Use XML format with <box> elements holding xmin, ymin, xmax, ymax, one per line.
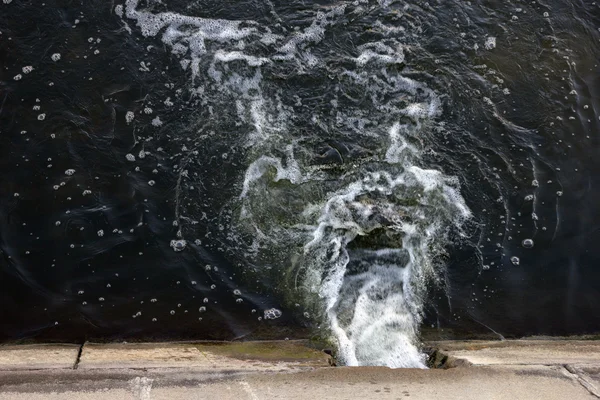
<box><xmin>78</xmin><ymin>341</ymin><xmax>330</xmax><ymax>371</ymax></box>
<box><xmin>0</xmin><ymin>344</ymin><xmax>80</xmax><ymax>371</ymax></box>
<box><xmin>0</xmin><ymin>340</ymin><xmax>598</xmax><ymax>399</ymax></box>
<box><xmin>430</xmin><ymin>340</ymin><xmax>600</xmax><ymax>366</ymax></box>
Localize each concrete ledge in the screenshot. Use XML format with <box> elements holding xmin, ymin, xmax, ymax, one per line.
<box><xmin>0</xmin><ymin>340</ymin><xmax>599</xmax><ymax>399</ymax></box>
<box><xmin>0</xmin><ymin>344</ymin><xmax>80</xmax><ymax>371</ymax></box>
<box><xmin>429</xmin><ymin>340</ymin><xmax>600</xmax><ymax>366</ymax></box>
<box><xmin>0</xmin><ymin>364</ymin><xmax>596</xmax><ymax>399</ymax></box>
<box><xmin>78</xmin><ymin>341</ymin><xmax>331</xmax><ymax>371</ymax></box>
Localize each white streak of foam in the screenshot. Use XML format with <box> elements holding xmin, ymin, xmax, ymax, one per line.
<box><xmin>240</xmin><ymin>145</ymin><xmax>303</xmax><ymax>199</ymax></box>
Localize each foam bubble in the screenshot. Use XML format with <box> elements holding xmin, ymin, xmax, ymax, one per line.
<box><xmin>264</xmin><ymin>308</ymin><xmax>282</xmax><ymax>319</ymax></box>
<box><xmin>485</xmin><ymin>36</ymin><xmax>497</xmax><ymax>50</ymax></box>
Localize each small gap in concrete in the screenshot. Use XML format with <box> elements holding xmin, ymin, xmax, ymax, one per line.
<box><xmin>72</xmin><ymin>343</ymin><xmax>85</xmax><ymax>370</ymax></box>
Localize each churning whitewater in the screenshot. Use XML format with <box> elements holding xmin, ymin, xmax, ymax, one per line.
<box><xmin>122</xmin><ymin>0</ymin><xmax>470</xmax><ymax>367</ymax></box>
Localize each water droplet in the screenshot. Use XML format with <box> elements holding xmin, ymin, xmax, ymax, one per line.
<box><xmin>170</xmin><ymin>310</ymin><xmax>175</xmax><ymax>315</ymax></box>
<box><xmin>510</xmin><ymin>256</ymin><xmax>520</xmax><ymax>266</ymax></box>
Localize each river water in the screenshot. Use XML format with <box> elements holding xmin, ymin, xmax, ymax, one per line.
<box><xmin>0</xmin><ymin>0</ymin><xmax>599</xmax><ymax>367</ymax></box>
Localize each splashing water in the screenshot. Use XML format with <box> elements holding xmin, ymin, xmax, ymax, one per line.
<box><xmin>124</xmin><ymin>0</ymin><xmax>471</xmax><ymax>367</ymax></box>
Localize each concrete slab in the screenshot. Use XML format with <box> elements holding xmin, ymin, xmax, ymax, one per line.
<box><xmin>0</xmin><ymin>344</ymin><xmax>80</xmax><ymax>371</ymax></box>
<box><xmin>0</xmin><ymin>364</ymin><xmax>595</xmax><ymax>400</ymax></box>
<box><xmin>429</xmin><ymin>340</ymin><xmax>600</xmax><ymax>366</ymax></box>
<box><xmin>0</xmin><ymin>340</ymin><xmax>598</xmax><ymax>399</ymax></box>
<box><xmin>78</xmin><ymin>341</ymin><xmax>331</xmax><ymax>371</ymax></box>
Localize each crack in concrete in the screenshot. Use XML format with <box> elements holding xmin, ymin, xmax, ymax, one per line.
<box><xmin>563</xmin><ymin>364</ymin><xmax>600</xmax><ymax>398</ymax></box>
<box><xmin>72</xmin><ymin>343</ymin><xmax>84</xmax><ymax>370</ymax></box>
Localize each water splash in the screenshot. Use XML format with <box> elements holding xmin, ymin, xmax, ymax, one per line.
<box><xmin>124</xmin><ymin>0</ymin><xmax>471</xmax><ymax>367</ymax></box>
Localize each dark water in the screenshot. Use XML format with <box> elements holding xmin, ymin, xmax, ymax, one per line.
<box><xmin>0</xmin><ymin>0</ymin><xmax>599</xmax><ymax>367</ymax></box>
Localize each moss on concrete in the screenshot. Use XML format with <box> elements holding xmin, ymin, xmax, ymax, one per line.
<box><xmin>192</xmin><ymin>340</ymin><xmax>332</xmax><ymax>365</ymax></box>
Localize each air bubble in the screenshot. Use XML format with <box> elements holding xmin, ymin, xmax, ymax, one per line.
<box><xmin>510</xmin><ymin>256</ymin><xmax>520</xmax><ymax>266</ymax></box>
<box><xmin>522</xmin><ymin>239</ymin><xmax>534</xmax><ymax>248</ymax></box>
<box><xmin>170</xmin><ymin>239</ymin><xmax>186</xmax><ymax>251</ymax></box>
<box><xmin>264</xmin><ymin>308</ymin><xmax>282</xmax><ymax>320</ymax></box>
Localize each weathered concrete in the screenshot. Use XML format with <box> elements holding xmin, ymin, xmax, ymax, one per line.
<box><xmin>0</xmin><ymin>344</ymin><xmax>80</xmax><ymax>371</ymax></box>
<box><xmin>430</xmin><ymin>339</ymin><xmax>600</xmax><ymax>398</ymax></box>
<box><xmin>430</xmin><ymin>340</ymin><xmax>600</xmax><ymax>366</ymax></box>
<box><xmin>0</xmin><ymin>365</ymin><xmax>595</xmax><ymax>399</ymax></box>
<box><xmin>0</xmin><ymin>340</ymin><xmax>598</xmax><ymax>399</ymax></box>
<box><xmin>78</xmin><ymin>341</ymin><xmax>330</xmax><ymax>371</ymax></box>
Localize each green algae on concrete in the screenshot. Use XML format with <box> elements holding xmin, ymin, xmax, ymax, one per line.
<box><xmin>192</xmin><ymin>340</ymin><xmax>332</xmax><ymax>365</ymax></box>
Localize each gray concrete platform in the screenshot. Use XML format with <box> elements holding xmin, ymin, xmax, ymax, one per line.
<box><xmin>0</xmin><ymin>340</ymin><xmax>598</xmax><ymax>399</ymax></box>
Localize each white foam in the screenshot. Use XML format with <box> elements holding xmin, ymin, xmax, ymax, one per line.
<box><xmin>297</xmin><ymin>161</ymin><xmax>469</xmax><ymax>367</ymax></box>
<box><xmin>354</xmin><ymin>42</ymin><xmax>405</xmax><ymax>67</ymax></box>
<box><xmin>123</xmin><ymin>0</ymin><xmax>471</xmax><ymax>369</ymax></box>
<box><xmin>485</xmin><ymin>36</ymin><xmax>497</xmax><ymax>50</ymax></box>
